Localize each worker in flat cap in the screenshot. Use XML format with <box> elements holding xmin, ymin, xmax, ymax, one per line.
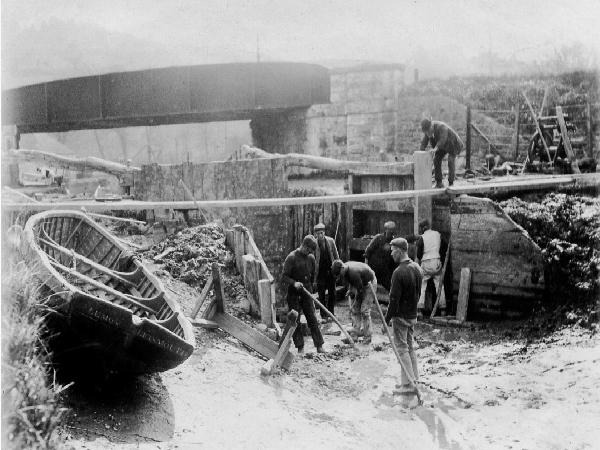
<box><xmin>281</xmin><ymin>235</ymin><xmax>326</xmax><ymax>354</ymax></box>
<box><xmin>364</xmin><ymin>221</ymin><xmax>397</xmax><ymax>291</ymax></box>
<box><xmin>312</xmin><ymin>223</ymin><xmax>340</xmax><ymax>322</ymax></box>
<box><xmin>385</xmin><ymin>237</ymin><xmax>422</xmax><ymax>395</ymax></box>
<box><xmin>332</xmin><ymin>259</ymin><xmax>377</xmax><ymax>344</ymax></box>
<box><xmin>420</xmin><ymin>118</ymin><xmax>463</xmax><ymax>189</ymax></box>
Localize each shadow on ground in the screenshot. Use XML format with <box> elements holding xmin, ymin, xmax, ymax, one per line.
<box><xmin>63</xmin><ymin>373</ymin><xmax>174</xmax><ymax>444</ymax></box>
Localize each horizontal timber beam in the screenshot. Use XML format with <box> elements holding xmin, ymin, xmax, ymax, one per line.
<box><xmin>3</xmin><ymin>173</ymin><xmax>598</xmax><ymax>212</ymax></box>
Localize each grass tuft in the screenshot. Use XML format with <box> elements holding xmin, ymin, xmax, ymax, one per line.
<box><xmin>2</xmin><ymin>260</ymin><xmax>70</xmax><ymax>449</ymax></box>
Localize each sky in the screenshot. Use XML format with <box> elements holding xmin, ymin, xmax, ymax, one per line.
<box><xmin>1</xmin><ymin>0</ymin><xmax>600</xmax><ymax>87</ymax></box>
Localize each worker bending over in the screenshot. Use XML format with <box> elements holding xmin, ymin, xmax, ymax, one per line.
<box><xmin>281</xmin><ymin>235</ymin><xmax>326</xmax><ymax>354</ymax></box>
<box><xmin>332</xmin><ymin>259</ymin><xmax>377</xmax><ymax>345</ymax></box>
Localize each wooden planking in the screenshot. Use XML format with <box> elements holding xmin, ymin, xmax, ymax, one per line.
<box><xmin>212</xmin><ymin>312</ymin><xmax>293</xmax><ymax>369</ymax></box>
<box><xmin>451</xmin><ymin>251</ymin><xmax>543</xmax><ymax>279</ymax></box>
<box><xmin>452</xmin><ymin>213</ymin><xmax>522</xmax><ymax>232</ymax></box>
<box><xmin>456</xmin><ymin>268</ymin><xmax>471</xmax><ymax>322</ymax></box>
<box><xmin>452</xmin><ymin>229</ymin><xmax>541</xmax><ymax>254</ymax></box>
<box><xmin>451</xmin><ymin>195</ymin><xmax>546</xmax><ymax>316</ymax></box>
<box><xmin>242</xmin><ymin>254</ymin><xmax>260</xmax><ymax>313</ymax></box>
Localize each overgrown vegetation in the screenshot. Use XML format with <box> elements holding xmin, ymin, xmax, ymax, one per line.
<box><xmin>2</xmin><ymin>260</ymin><xmax>70</xmax><ymax>449</ymax></box>
<box><xmin>500</xmin><ymin>193</ymin><xmax>600</xmax><ymax>330</ymax></box>
<box><xmin>406</xmin><ymin>71</ymin><xmax>599</xmax><ymax>139</ymax></box>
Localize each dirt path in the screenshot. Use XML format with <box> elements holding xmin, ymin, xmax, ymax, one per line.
<box><xmin>62</xmin><ymin>271</ymin><xmax>600</xmax><ymax>450</ymax></box>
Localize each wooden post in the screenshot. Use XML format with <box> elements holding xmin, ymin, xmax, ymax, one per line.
<box><xmin>260</xmin><ymin>310</ymin><xmax>298</xmax><ymax>376</ymax></box>
<box><xmin>258</xmin><ymin>279</ymin><xmax>273</xmax><ymax>327</ymax></box>
<box><xmin>345</xmin><ymin>173</ymin><xmax>354</xmax><ymax>260</ymax></box>
<box><xmin>233</xmin><ymin>228</ymin><xmax>245</xmax><ymax>273</ymax></box>
<box><xmin>455</xmin><ymin>268</ymin><xmax>471</xmax><ymax>323</ymax></box>
<box><xmin>212</xmin><ymin>262</ymin><xmax>226</xmax><ymax>314</ymax></box>
<box><xmin>555</xmin><ymin>106</ymin><xmax>580</xmax><ymax>174</ymax></box>
<box><xmin>430</xmin><ymin>243</ymin><xmax>450</xmax><ymax>319</ymax></box>
<box><xmin>412</xmin><ymin>151</ymin><xmax>433</xmax><ymax>235</ymax></box>
<box><xmin>512</xmin><ymin>104</ymin><xmax>521</xmax><ymax>160</ymax></box>
<box><xmin>242</xmin><ymin>254</ymin><xmax>259</xmax><ymax>313</ymax></box>
<box><xmin>523</xmin><ymin>92</ymin><xmax>553</xmax><ymax>164</ymax></box>
<box><xmin>190</xmin><ymin>274</ymin><xmax>213</xmax><ymax>319</ymax></box>
<box><xmin>465</xmin><ymin>105</ymin><xmax>471</xmax><ymax>170</ymax></box>
<box><xmin>587</xmin><ymin>101</ymin><xmax>594</xmax><ymax>158</ymax></box>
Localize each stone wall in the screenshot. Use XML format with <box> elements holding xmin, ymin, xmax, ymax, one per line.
<box><xmin>304</xmin><ymin>66</ymin><xmax>404</xmax><ymax>162</ymax></box>
<box><xmin>133</xmin><ymin>158</ymin><xmax>287</xmax><ymax>201</ymax></box>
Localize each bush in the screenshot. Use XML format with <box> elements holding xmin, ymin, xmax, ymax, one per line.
<box><xmin>2</xmin><ymin>261</ymin><xmax>70</xmax><ymax>449</ymax></box>
<box><xmin>500</xmin><ymin>194</ymin><xmax>600</xmax><ymax>304</ymax></box>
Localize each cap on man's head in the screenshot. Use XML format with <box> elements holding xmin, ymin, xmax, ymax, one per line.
<box><xmin>383</xmin><ymin>221</ymin><xmax>396</xmax><ymax>230</ymax></box>
<box><xmin>302</xmin><ymin>235</ymin><xmax>317</xmax><ymax>251</ymax></box>
<box><xmin>421</xmin><ymin>118</ymin><xmax>432</xmax><ymax>133</ymax></box>
<box><xmin>419</xmin><ymin>219</ymin><xmax>430</xmax><ymax>230</ymax></box>
<box><xmin>390</xmin><ymin>237</ymin><xmax>408</xmax><ymax>252</ymax></box>
<box><xmin>331</xmin><ymin>259</ymin><xmax>344</xmax><ymax>277</ymax></box>
<box><xmin>314</xmin><ymin>223</ymin><xmax>326</xmax><ymax>232</ymax></box>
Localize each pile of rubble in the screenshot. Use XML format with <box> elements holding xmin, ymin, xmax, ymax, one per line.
<box><xmin>142</xmin><ymin>223</ymin><xmax>231</xmax><ymax>287</ymax></box>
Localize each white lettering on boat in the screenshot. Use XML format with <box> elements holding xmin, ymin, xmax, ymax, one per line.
<box><xmin>82</xmin><ymin>306</ymin><xmax>189</xmax><ymax>357</ymax></box>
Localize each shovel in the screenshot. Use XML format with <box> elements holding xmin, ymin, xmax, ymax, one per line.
<box><xmin>369</xmin><ymin>283</ymin><xmax>423</xmax><ymax>405</ymax></box>
<box><xmin>300</xmin><ymin>286</ymin><xmax>355</xmax><ymax>347</ymax></box>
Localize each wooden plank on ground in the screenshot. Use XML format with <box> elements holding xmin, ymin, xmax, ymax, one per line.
<box><xmin>191</xmin><ymin>318</ymin><xmax>219</xmax><ymax>329</ymax></box>
<box><xmin>212</xmin><ymin>312</ymin><xmax>294</xmax><ymax>370</ymax></box>
<box><xmin>456</xmin><ymin>268</ymin><xmax>471</xmax><ymax>322</ymax></box>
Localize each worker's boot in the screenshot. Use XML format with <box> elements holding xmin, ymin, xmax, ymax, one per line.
<box><xmin>316</xmin><ymin>345</ymin><xmax>327</xmax><ymax>354</ymax></box>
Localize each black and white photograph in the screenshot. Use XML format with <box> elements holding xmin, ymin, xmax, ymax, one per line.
<box><xmin>1</xmin><ymin>1</ymin><xmax>599</xmax><ymax>448</ymax></box>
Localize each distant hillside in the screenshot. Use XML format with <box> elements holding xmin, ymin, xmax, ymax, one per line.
<box><xmin>1</xmin><ymin>18</ymin><xmax>185</xmax><ymax>89</ymax></box>
<box><xmin>399</xmin><ymin>71</ymin><xmax>599</xmax><ymax>164</ymax></box>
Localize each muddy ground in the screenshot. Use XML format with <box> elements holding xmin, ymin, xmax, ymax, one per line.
<box><xmin>61</xmin><ymin>245</ymin><xmax>600</xmax><ymax>450</ymax></box>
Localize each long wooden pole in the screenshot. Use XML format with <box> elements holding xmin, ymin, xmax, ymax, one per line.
<box><xmin>465</xmin><ymin>105</ymin><xmax>471</xmax><ymax>170</ymax></box>
<box><xmin>301</xmin><ymin>286</ymin><xmax>355</xmax><ymax>347</ymax></box>
<box><xmin>369</xmin><ymin>283</ymin><xmax>423</xmax><ymax>405</ymax></box>
<box><xmin>587</xmin><ymin>101</ymin><xmax>594</xmax><ymax>158</ymax></box>
<box><xmin>522</xmin><ymin>92</ymin><xmax>553</xmax><ymax>164</ymax></box>
<box><xmin>430</xmin><ymin>242</ymin><xmax>451</xmax><ymax>319</ymax></box>
<box><xmin>6</xmin><ymin>174</ymin><xmax>599</xmax><ymax>212</ymax></box>
<box><xmin>7</xmin><ymin>148</ymin><xmax>140</xmax><ymax>176</ymax></box>
<box><xmin>238</xmin><ymin>145</ymin><xmax>413</xmax><ymax>175</ymax></box>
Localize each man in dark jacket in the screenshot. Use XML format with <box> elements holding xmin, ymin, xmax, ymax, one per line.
<box><xmin>385</xmin><ymin>238</ymin><xmax>423</xmax><ymax>395</ymax></box>
<box><xmin>420</xmin><ymin>118</ymin><xmax>463</xmax><ymax>188</ymax></box>
<box><xmin>312</xmin><ymin>223</ymin><xmax>340</xmax><ymax>321</ymax></box>
<box><xmin>281</xmin><ymin>235</ymin><xmax>326</xmax><ymax>354</ymax></box>
<box><xmin>332</xmin><ymin>259</ymin><xmax>376</xmax><ymax>344</ymax></box>
<box><xmin>364</xmin><ymin>221</ymin><xmax>396</xmax><ymax>291</ymax></box>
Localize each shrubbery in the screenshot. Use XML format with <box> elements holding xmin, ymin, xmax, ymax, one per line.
<box><xmin>501</xmin><ymin>194</ymin><xmax>600</xmax><ymax>306</ymax></box>
<box><xmin>2</xmin><ymin>261</ymin><xmax>70</xmax><ymax>449</ymax></box>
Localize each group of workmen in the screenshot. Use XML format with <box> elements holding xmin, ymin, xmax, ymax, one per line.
<box><xmin>281</xmin><ymin>219</ymin><xmax>447</xmax><ymax>395</ymax></box>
